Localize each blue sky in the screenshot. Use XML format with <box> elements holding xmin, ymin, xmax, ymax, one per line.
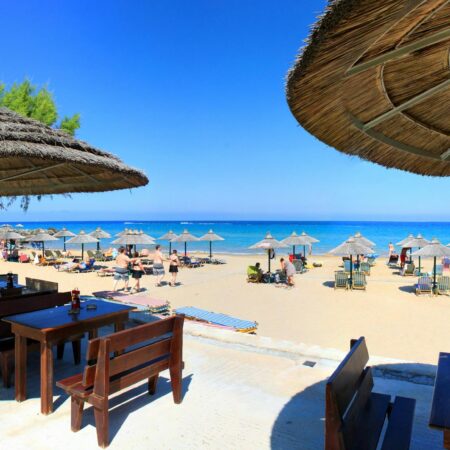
<box><xmin>1</xmin><ymin>0</ymin><xmax>449</xmax><ymax>221</ymax></box>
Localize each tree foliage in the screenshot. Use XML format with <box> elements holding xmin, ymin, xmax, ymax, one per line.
<box><xmin>0</xmin><ymin>79</ymin><xmax>80</xmax><ymax>135</ymax></box>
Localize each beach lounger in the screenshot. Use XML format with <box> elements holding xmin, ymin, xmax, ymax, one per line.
<box><xmin>360</xmin><ymin>261</ymin><xmax>371</xmax><ymax>275</ymax></box>
<box><xmin>436</xmin><ymin>264</ymin><xmax>443</xmax><ymax>276</ymax></box>
<box><xmin>292</xmin><ymin>259</ymin><xmax>305</xmax><ymax>274</ymax></box>
<box><xmin>367</xmin><ymin>256</ymin><xmax>376</xmax><ymax>266</ymax></box>
<box><xmin>351</xmin><ymin>272</ymin><xmax>366</xmax><ymax>290</ymax></box>
<box><xmin>174</xmin><ymin>306</ymin><xmax>257</xmax><ymax>333</ymax></box>
<box><xmin>437</xmin><ymin>276</ymin><xmax>450</xmax><ymax>296</ymax></box>
<box><xmin>86</xmin><ymin>250</ymin><xmax>96</xmax><ymax>259</ymax></box>
<box><xmin>387</xmin><ymin>254</ymin><xmax>399</xmax><ymax>267</ymax></box>
<box><xmin>343</xmin><ymin>260</ymin><xmax>352</xmax><ymax>273</ymax></box>
<box><xmin>334</xmin><ymin>271</ymin><xmax>348</xmax><ymax>290</ymax></box>
<box><xmin>416</xmin><ymin>276</ymin><xmax>432</xmax><ymax>296</ymax></box>
<box><xmin>402</xmin><ymin>262</ymin><xmax>415</xmax><ymax>276</ymax></box>
<box><xmin>91</xmin><ymin>291</ymin><xmax>170</xmax><ymax>314</ymax></box>
<box><xmin>247</xmin><ymin>265</ymin><xmax>262</xmax><ymax>283</ymax></box>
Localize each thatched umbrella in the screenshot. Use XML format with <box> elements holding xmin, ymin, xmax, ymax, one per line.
<box><xmin>0</xmin><ymin>107</ymin><xmax>148</xmax><ymax>198</ymax></box>
<box><xmin>286</xmin><ymin>1</ymin><xmax>450</xmax><ymax>176</ymax></box>
<box><xmin>298</xmin><ymin>231</ymin><xmax>319</xmax><ymax>257</ymax></box>
<box><xmin>403</xmin><ymin>234</ymin><xmax>430</xmax><ymax>274</ymax></box>
<box><xmin>249</xmin><ymin>232</ymin><xmax>287</xmax><ymax>273</ymax></box>
<box><xmin>66</xmin><ymin>231</ymin><xmax>98</xmax><ymax>259</ymax></box>
<box><xmin>158</xmin><ymin>230</ymin><xmax>178</xmax><ymax>254</ymax></box>
<box><xmin>27</xmin><ymin>230</ymin><xmax>59</xmax><ymax>256</ymax></box>
<box><xmin>53</xmin><ymin>228</ymin><xmax>76</xmax><ymax>252</ymax></box>
<box><xmin>171</xmin><ymin>229</ymin><xmax>199</xmax><ymax>257</ymax></box>
<box><xmin>90</xmin><ymin>227</ymin><xmax>111</xmax><ymax>251</ymax></box>
<box><xmin>115</xmin><ymin>228</ymin><xmax>130</xmax><ymax>237</ymax></box>
<box><xmin>353</xmin><ymin>232</ymin><xmax>375</xmax><ymax>248</ymax></box>
<box><xmin>281</xmin><ymin>232</ymin><xmax>310</xmax><ymax>258</ymax></box>
<box><xmin>112</xmin><ymin>230</ymin><xmax>155</xmax><ymax>254</ymax></box>
<box><xmin>199</xmin><ymin>230</ymin><xmax>224</xmax><ymax>258</ymax></box>
<box><xmin>0</xmin><ymin>230</ymin><xmax>25</xmax><ymax>255</ymax></box>
<box><xmin>412</xmin><ymin>239</ymin><xmax>450</xmax><ymax>293</ymax></box>
<box><xmin>397</xmin><ymin>234</ymin><xmax>415</xmax><ymax>247</ymax></box>
<box><xmin>329</xmin><ymin>237</ymin><xmax>373</xmax><ymax>286</ymax></box>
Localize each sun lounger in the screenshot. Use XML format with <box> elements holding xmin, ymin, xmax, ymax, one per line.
<box><xmin>91</xmin><ymin>291</ymin><xmax>170</xmax><ymax>314</ymax></box>
<box><xmin>402</xmin><ymin>262</ymin><xmax>415</xmax><ymax>276</ymax></box>
<box><xmin>367</xmin><ymin>256</ymin><xmax>376</xmax><ymax>266</ymax></box>
<box><xmin>174</xmin><ymin>306</ymin><xmax>257</xmax><ymax>333</ymax></box>
<box><xmin>437</xmin><ymin>276</ymin><xmax>450</xmax><ymax>296</ymax></box>
<box><xmin>416</xmin><ymin>276</ymin><xmax>432</xmax><ymax>295</ymax></box>
<box><xmin>334</xmin><ymin>271</ymin><xmax>348</xmax><ymax>290</ymax></box>
<box><xmin>343</xmin><ymin>260</ymin><xmax>352</xmax><ymax>273</ymax></box>
<box><xmin>360</xmin><ymin>261</ymin><xmax>371</xmax><ymax>275</ymax></box>
<box><xmin>351</xmin><ymin>272</ymin><xmax>366</xmax><ymax>290</ymax></box>
<box><xmin>247</xmin><ymin>265</ymin><xmax>262</xmax><ymax>283</ymax></box>
<box><xmin>387</xmin><ymin>254</ymin><xmax>399</xmax><ymax>267</ymax></box>
<box><xmin>292</xmin><ymin>259</ymin><xmax>306</xmax><ymax>274</ymax></box>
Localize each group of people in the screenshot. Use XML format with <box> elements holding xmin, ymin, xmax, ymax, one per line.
<box><xmin>113</xmin><ymin>245</ymin><xmax>181</xmax><ymax>292</ymax></box>
<box><xmin>252</xmin><ymin>257</ymin><xmax>296</xmax><ymax>286</ymax></box>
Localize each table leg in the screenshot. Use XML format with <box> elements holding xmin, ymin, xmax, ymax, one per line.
<box><xmin>14</xmin><ymin>334</ymin><xmax>27</xmax><ymax>402</ymax></box>
<box><xmin>444</xmin><ymin>430</ymin><xmax>450</xmax><ymax>449</ymax></box>
<box><xmin>40</xmin><ymin>341</ymin><xmax>54</xmax><ymax>415</ymax></box>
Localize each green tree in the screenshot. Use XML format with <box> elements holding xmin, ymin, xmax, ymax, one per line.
<box><xmin>0</xmin><ymin>79</ymin><xmax>80</xmax><ymax>135</ymax></box>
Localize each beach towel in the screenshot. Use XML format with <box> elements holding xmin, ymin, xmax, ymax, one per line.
<box><xmin>92</xmin><ymin>291</ymin><xmax>170</xmax><ymax>313</ymax></box>
<box><xmin>175</xmin><ymin>306</ymin><xmax>257</xmax><ymax>333</ymax></box>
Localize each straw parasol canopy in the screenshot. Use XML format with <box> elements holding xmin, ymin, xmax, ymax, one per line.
<box><xmin>112</xmin><ymin>230</ymin><xmax>155</xmax><ymax>254</ymax></box>
<box><xmin>0</xmin><ymin>107</ymin><xmax>148</xmax><ymax>198</ymax></box>
<box><xmin>158</xmin><ymin>230</ymin><xmax>178</xmax><ymax>254</ymax></box>
<box><xmin>396</xmin><ymin>234</ymin><xmax>415</xmax><ymax>247</ymax></box>
<box><xmin>171</xmin><ymin>229</ymin><xmax>200</xmax><ymax>257</ymax></box>
<box><xmin>329</xmin><ymin>236</ymin><xmax>373</xmax><ymax>284</ymax></box>
<box><xmin>282</xmin><ymin>231</ymin><xmax>310</xmax><ymax>258</ymax></box>
<box><xmin>412</xmin><ymin>238</ymin><xmax>450</xmax><ymax>291</ymax></box>
<box><xmin>403</xmin><ymin>233</ymin><xmax>430</xmax><ymax>273</ymax></box>
<box><xmin>249</xmin><ymin>232</ymin><xmax>287</xmax><ymax>273</ymax></box>
<box><xmin>353</xmin><ymin>232</ymin><xmax>376</xmax><ymax>248</ymax></box>
<box><xmin>90</xmin><ymin>227</ymin><xmax>112</xmax><ymax>251</ymax></box>
<box><xmin>27</xmin><ymin>229</ymin><xmax>59</xmax><ymax>256</ymax></box>
<box><xmin>53</xmin><ymin>227</ymin><xmax>76</xmax><ymax>251</ymax></box>
<box><xmin>115</xmin><ymin>228</ymin><xmax>130</xmax><ymax>237</ymax></box>
<box><xmin>0</xmin><ymin>229</ymin><xmax>24</xmax><ymax>240</ymax></box>
<box><xmin>199</xmin><ymin>229</ymin><xmax>224</xmax><ymax>258</ymax></box>
<box><xmin>66</xmin><ymin>230</ymin><xmax>98</xmax><ymax>259</ymax></box>
<box><xmin>286</xmin><ymin>0</ymin><xmax>450</xmax><ymax>176</ymax></box>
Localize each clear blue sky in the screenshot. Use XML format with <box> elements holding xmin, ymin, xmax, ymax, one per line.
<box><xmin>1</xmin><ymin>0</ymin><xmax>448</xmax><ymax>221</ymax></box>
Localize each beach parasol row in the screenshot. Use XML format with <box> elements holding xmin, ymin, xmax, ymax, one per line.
<box><xmin>286</xmin><ymin>0</ymin><xmax>450</xmax><ymax>176</ymax></box>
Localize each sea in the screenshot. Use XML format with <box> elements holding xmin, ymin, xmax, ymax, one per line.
<box><xmin>5</xmin><ymin>221</ymin><xmax>450</xmax><ymax>256</ymax></box>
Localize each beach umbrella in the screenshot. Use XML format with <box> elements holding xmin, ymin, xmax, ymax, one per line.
<box><xmin>353</xmin><ymin>232</ymin><xmax>375</xmax><ymax>248</ymax></box>
<box><xmin>286</xmin><ymin>1</ymin><xmax>450</xmax><ymax>177</ymax></box>
<box><xmin>158</xmin><ymin>230</ymin><xmax>178</xmax><ymax>254</ymax></box>
<box><xmin>90</xmin><ymin>227</ymin><xmax>111</xmax><ymax>251</ymax></box>
<box><xmin>66</xmin><ymin>231</ymin><xmax>98</xmax><ymax>259</ymax></box>
<box><xmin>199</xmin><ymin>230</ymin><xmax>224</xmax><ymax>258</ymax></box>
<box><xmin>171</xmin><ymin>229</ymin><xmax>199</xmax><ymax>257</ymax></box>
<box><xmin>249</xmin><ymin>232</ymin><xmax>287</xmax><ymax>273</ymax></box>
<box><xmin>115</xmin><ymin>228</ymin><xmax>130</xmax><ymax>237</ymax></box>
<box><xmin>0</xmin><ymin>107</ymin><xmax>148</xmax><ymax>198</ymax></box>
<box><xmin>281</xmin><ymin>232</ymin><xmax>310</xmax><ymax>258</ymax></box>
<box><xmin>329</xmin><ymin>237</ymin><xmax>373</xmax><ymax>286</ymax></box>
<box><xmin>53</xmin><ymin>227</ymin><xmax>76</xmax><ymax>252</ymax></box>
<box><xmin>112</xmin><ymin>230</ymin><xmax>156</xmax><ymax>254</ymax></box>
<box><xmin>0</xmin><ymin>230</ymin><xmax>25</xmax><ymax>255</ymax></box>
<box><xmin>403</xmin><ymin>234</ymin><xmax>430</xmax><ymax>274</ymax></box>
<box><xmin>298</xmin><ymin>231</ymin><xmax>319</xmax><ymax>257</ymax></box>
<box><xmin>27</xmin><ymin>230</ymin><xmax>59</xmax><ymax>256</ymax></box>
<box><xmin>396</xmin><ymin>234</ymin><xmax>415</xmax><ymax>247</ymax></box>
<box><xmin>412</xmin><ymin>239</ymin><xmax>450</xmax><ymax>293</ymax></box>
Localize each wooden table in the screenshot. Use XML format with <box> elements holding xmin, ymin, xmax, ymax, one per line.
<box><xmin>429</xmin><ymin>352</ymin><xmax>450</xmax><ymax>448</ymax></box>
<box><xmin>3</xmin><ymin>299</ymin><xmax>133</xmax><ymax>415</ymax></box>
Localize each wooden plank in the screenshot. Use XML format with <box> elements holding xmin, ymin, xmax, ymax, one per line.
<box><xmin>343</xmin><ymin>367</ymin><xmax>374</xmax><ymax>425</ymax></box>
<box><xmin>327</xmin><ymin>337</ymin><xmax>369</xmax><ymax>414</ymax></box>
<box><xmin>381</xmin><ymin>396</ymin><xmax>416</xmax><ymax>450</ymax></box>
<box><xmin>429</xmin><ymin>352</ymin><xmax>450</xmax><ymax>429</ymax></box>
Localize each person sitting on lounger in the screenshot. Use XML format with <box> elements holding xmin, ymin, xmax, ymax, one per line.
<box><xmin>56</xmin><ymin>255</ymin><xmax>90</xmax><ymax>272</ymax></box>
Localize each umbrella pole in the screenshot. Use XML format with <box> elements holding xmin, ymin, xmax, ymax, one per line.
<box><xmin>350</xmin><ymin>255</ymin><xmax>353</xmax><ymax>288</ymax></box>
<box><xmin>63</xmin><ymin>236</ymin><xmax>66</xmax><ymax>252</ymax></box>
<box><xmin>293</xmin><ymin>245</ymin><xmax>295</xmax><ymax>258</ymax></box>
<box><xmin>303</xmin><ymin>245</ymin><xmax>306</xmax><ymax>258</ymax></box>
<box><xmin>433</xmin><ymin>256</ymin><xmax>437</xmax><ymax>294</ymax></box>
<box><xmin>82</xmin><ymin>244</ymin><xmax>84</xmax><ymax>259</ymax></box>
<box><xmin>97</xmin><ymin>241</ymin><xmax>100</xmax><ymax>251</ymax></box>
<box><xmin>209</xmin><ymin>241</ymin><xmax>212</xmax><ymax>259</ymax></box>
<box><xmin>185</xmin><ymin>242</ymin><xmax>187</xmax><ymax>257</ymax></box>
<box><xmin>42</xmin><ymin>241</ymin><xmax>45</xmax><ymax>257</ymax></box>
<box><xmin>169</xmin><ymin>242</ymin><xmax>172</xmax><ymax>254</ymax></box>
<box><xmin>268</xmin><ymin>250</ymin><xmax>271</xmax><ymax>274</ymax></box>
<box><xmin>418</xmin><ymin>254</ymin><xmax>421</xmax><ymax>274</ymax></box>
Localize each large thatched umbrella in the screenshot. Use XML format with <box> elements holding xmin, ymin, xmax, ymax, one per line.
<box><xmin>158</xmin><ymin>230</ymin><xmax>178</xmax><ymax>254</ymax></box>
<box><xmin>0</xmin><ymin>230</ymin><xmax>25</xmax><ymax>255</ymax></box>
<box><xmin>90</xmin><ymin>227</ymin><xmax>111</xmax><ymax>251</ymax></box>
<box><xmin>329</xmin><ymin>237</ymin><xmax>373</xmax><ymax>286</ymax></box>
<box><xmin>298</xmin><ymin>231</ymin><xmax>319</xmax><ymax>257</ymax></box>
<box><xmin>281</xmin><ymin>232</ymin><xmax>310</xmax><ymax>258</ymax></box>
<box><xmin>53</xmin><ymin>228</ymin><xmax>76</xmax><ymax>252</ymax></box>
<box><xmin>412</xmin><ymin>239</ymin><xmax>450</xmax><ymax>293</ymax></box>
<box><xmin>0</xmin><ymin>107</ymin><xmax>148</xmax><ymax>198</ymax></box>
<box><xmin>112</xmin><ymin>230</ymin><xmax>155</xmax><ymax>254</ymax></box>
<box><xmin>286</xmin><ymin>1</ymin><xmax>450</xmax><ymax>176</ymax></box>
<box><xmin>66</xmin><ymin>231</ymin><xmax>98</xmax><ymax>259</ymax></box>
<box><xmin>27</xmin><ymin>230</ymin><xmax>59</xmax><ymax>256</ymax></box>
<box><xmin>403</xmin><ymin>234</ymin><xmax>430</xmax><ymax>274</ymax></box>
<box><xmin>171</xmin><ymin>230</ymin><xmax>199</xmax><ymax>257</ymax></box>
<box><xmin>199</xmin><ymin>230</ymin><xmax>224</xmax><ymax>258</ymax></box>
<box><xmin>353</xmin><ymin>232</ymin><xmax>375</xmax><ymax>248</ymax></box>
<box><xmin>249</xmin><ymin>232</ymin><xmax>287</xmax><ymax>273</ymax></box>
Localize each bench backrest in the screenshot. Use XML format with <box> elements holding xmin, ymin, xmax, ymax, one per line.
<box><xmin>83</xmin><ymin>315</ymin><xmax>184</xmax><ymax>397</ymax></box>
<box><xmin>25</xmin><ymin>277</ymin><xmax>58</xmax><ymax>293</ymax></box>
<box><xmin>0</xmin><ymin>292</ymin><xmax>71</xmax><ymax>339</ymax></box>
<box><xmin>325</xmin><ymin>337</ymin><xmax>372</xmax><ymax>450</ymax></box>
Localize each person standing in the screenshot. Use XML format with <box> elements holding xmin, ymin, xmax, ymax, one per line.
<box><xmin>388</xmin><ymin>242</ymin><xmax>395</xmax><ymax>257</ymax></box>
<box><xmin>169</xmin><ymin>249</ymin><xmax>180</xmax><ymax>287</ymax></box>
<box><xmin>153</xmin><ymin>244</ymin><xmax>165</xmax><ymax>286</ymax></box>
<box><xmin>280</xmin><ymin>257</ymin><xmax>296</xmax><ymax>287</ymax></box>
<box><xmin>113</xmin><ymin>247</ymin><xmax>132</xmax><ymax>291</ymax></box>
<box><xmin>131</xmin><ymin>251</ymin><xmax>145</xmax><ymax>292</ymax></box>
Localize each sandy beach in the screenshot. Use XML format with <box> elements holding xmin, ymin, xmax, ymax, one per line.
<box><xmin>4</xmin><ymin>252</ymin><xmax>449</xmax><ymax>364</ymax></box>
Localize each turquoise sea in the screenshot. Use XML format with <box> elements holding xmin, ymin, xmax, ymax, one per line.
<box><xmin>5</xmin><ymin>221</ymin><xmax>450</xmax><ymax>256</ymax></box>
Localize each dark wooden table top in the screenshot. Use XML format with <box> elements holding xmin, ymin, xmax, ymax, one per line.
<box><xmin>2</xmin><ymin>299</ymin><xmax>133</xmax><ymax>331</ymax></box>
<box><xmin>0</xmin><ymin>281</ymin><xmax>25</xmax><ymax>289</ymax></box>
<box><xmin>430</xmin><ymin>352</ymin><xmax>450</xmax><ymax>430</ymax></box>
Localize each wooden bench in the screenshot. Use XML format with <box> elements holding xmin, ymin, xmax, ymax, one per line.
<box><xmin>325</xmin><ymin>337</ymin><xmax>416</xmax><ymax>450</ymax></box>
<box><xmin>57</xmin><ymin>314</ymin><xmax>185</xmax><ymax>448</ymax></box>
<box><xmin>0</xmin><ymin>292</ymin><xmax>80</xmax><ymax>388</ymax></box>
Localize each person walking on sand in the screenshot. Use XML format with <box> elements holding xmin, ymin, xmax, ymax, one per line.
<box><xmin>113</xmin><ymin>247</ymin><xmax>132</xmax><ymax>291</ymax></box>
<box><xmin>280</xmin><ymin>257</ymin><xmax>296</xmax><ymax>287</ymax></box>
<box><xmin>153</xmin><ymin>244</ymin><xmax>165</xmax><ymax>286</ymax></box>
<box><xmin>169</xmin><ymin>249</ymin><xmax>180</xmax><ymax>287</ymax></box>
<box><xmin>388</xmin><ymin>242</ymin><xmax>395</xmax><ymax>257</ymax></box>
<box><xmin>131</xmin><ymin>251</ymin><xmax>145</xmax><ymax>293</ymax></box>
